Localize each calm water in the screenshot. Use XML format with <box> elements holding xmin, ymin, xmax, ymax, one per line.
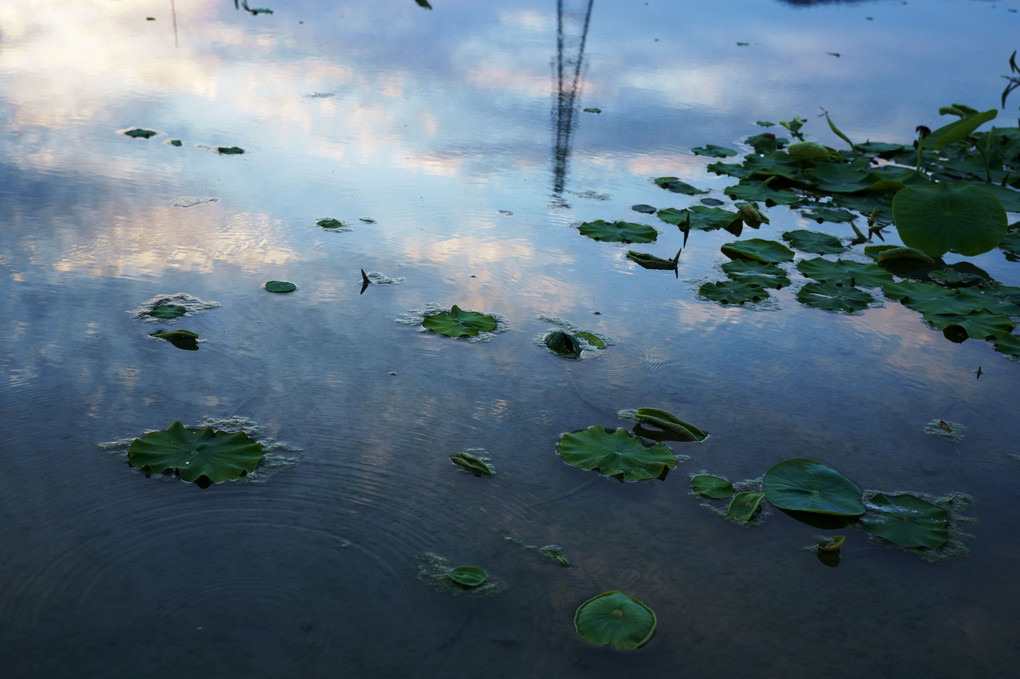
<box><xmin>1</xmin><ymin>1</ymin><xmax>1018</xmax><ymax>677</ymax></box>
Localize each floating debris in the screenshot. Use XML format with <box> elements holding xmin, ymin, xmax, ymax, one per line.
<box><xmin>171</xmin><ymin>196</ymin><xmax>218</xmax><ymax>208</ymax></box>
<box><xmin>924</xmin><ymin>419</ymin><xmax>967</xmax><ymax>441</ymax></box>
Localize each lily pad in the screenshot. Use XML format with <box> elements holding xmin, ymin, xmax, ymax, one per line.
<box><xmin>124</xmin><ymin>128</ymin><xmax>157</xmax><ymax>139</ymax></box>
<box><xmin>128</xmin><ymin>421</ymin><xmax>264</xmax><ymax>487</ymax></box>
<box><xmin>892</xmin><ymin>184</ymin><xmax>1008</xmax><ymax>257</ymax></box>
<box><xmin>699</xmin><ymin>280</ymin><xmax>769</xmax><ymax>305</ymax></box>
<box><xmin>575</xmin><ymin>331</ymin><xmax>605</xmax><ymax>349</ymax></box>
<box><xmin>448</xmin><ymin>566</ymin><xmax>488</xmax><ymax>588</ymax></box>
<box><xmin>626</xmin><ymin>249</ymin><xmax>680</xmax><ymax>270</ymax></box>
<box><xmin>724</xmin><ymin>178</ymin><xmax>801</xmax><ymax>206</ymax></box>
<box><xmin>797</xmin><ymin>282</ymin><xmax>873</xmax><ymax>313</ymax></box>
<box><xmin>450</xmin><ymin>451</ymin><xmax>494</xmax><ymax>477</ymax></box>
<box><xmin>633</xmin><ymin>408</ymin><xmax>706</xmax><ymax>441</ymax></box>
<box><xmin>631</xmin><ymin>204</ymin><xmax>657</xmax><ymax>214</ymax></box>
<box><xmin>544</xmin><ymin>330</ymin><xmax>583</xmax><ymax>358</ymax></box>
<box><xmin>864</xmin><ymin>245</ymin><xmax>936</xmax><ymax>265</ymax></box>
<box><xmin>556</xmin><ymin>425</ymin><xmax>676</xmax><ymax>482</ymax></box>
<box><xmin>800</xmin><ymin>206</ymin><xmax>858</xmax><ymax>224</ymax></box>
<box><xmin>149</xmin><ymin>304</ymin><xmax>187</xmax><ymax>319</ymax></box>
<box><xmin>692</xmin><ymin>144</ymin><xmax>738</xmax><ymax>157</ymax></box>
<box><xmin>217</xmin><ymin>146</ymin><xmax>245</xmax><ymax>155</ymax></box>
<box><xmin>721</xmin><ymin>238</ymin><xmax>796</xmax><ymax>264</ymax></box>
<box><xmin>859</xmin><ymin>493</ymin><xmax>949</xmax><ymax>549</ymax></box>
<box><xmin>796</xmin><ymin>258</ymin><xmax>892</xmax><ymax>287</ymax></box>
<box><xmin>660</xmin><ymin>206</ymin><xmax>741</xmax><ymax>232</ymax></box>
<box><xmin>573</xmin><ymin>591</ymin><xmax>656</xmax><ymax>650</ymax></box>
<box><xmin>317</xmin><ymin>218</ymin><xmax>350</xmax><ymax>230</ymax></box>
<box><xmin>654</xmin><ymin>177</ymin><xmax>706</xmax><ymax>195</ymax></box>
<box><xmin>817</xmin><ymin>535</ymin><xmax>846</xmax><ymax>551</ymax></box>
<box><xmin>782</xmin><ymin>230</ymin><xmax>845</xmax><ymax>255</ymax></box>
<box><xmin>690</xmin><ymin>474</ymin><xmax>734</xmax><ymax>499</ymax></box>
<box><xmin>150</xmin><ymin>329</ymin><xmax>199</xmax><ymax>350</ymax></box>
<box><xmin>762</xmin><ymin>458</ymin><xmax>864</xmax><ymax>516</ymax></box>
<box><xmin>579</xmin><ymin>220</ymin><xmax>657</xmax><ymax>243</ymax></box>
<box><xmin>721</xmin><ymin>260</ymin><xmax>790</xmax><ymax>289</ymax></box>
<box><xmin>265</xmin><ymin>280</ymin><xmax>297</xmax><ymax>293</ymax></box>
<box><xmin>423</xmin><ymin>305</ymin><xmax>497</xmax><ymax>338</ymax></box>
<box><xmin>728</xmin><ymin>491</ymin><xmax>765</xmax><ymax>521</ymax></box>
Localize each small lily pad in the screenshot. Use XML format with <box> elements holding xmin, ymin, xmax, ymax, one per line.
<box><xmin>579</xmin><ymin>220</ymin><xmax>657</xmax><ymax>243</ymax></box>
<box><xmin>317</xmin><ymin>218</ymin><xmax>350</xmax><ymax>230</ymax></box>
<box><xmin>265</xmin><ymin>280</ymin><xmax>297</xmax><ymax>293</ymax></box>
<box><xmin>449</xmin><ymin>566</ymin><xmax>488</xmax><ymax>588</ymax></box>
<box><xmin>423</xmin><ymin>305</ymin><xmax>498</xmax><ymax>338</ymax></box>
<box><xmin>782</xmin><ymin>230</ymin><xmax>845</xmax><ymax>255</ymax></box>
<box><xmin>217</xmin><ymin>146</ymin><xmax>245</xmax><ymax>155</ymax></box>
<box><xmin>128</xmin><ymin>421</ymin><xmax>264</xmax><ymax>487</ymax></box>
<box><xmin>721</xmin><ymin>260</ymin><xmax>790</xmax><ymax>289</ymax></box>
<box><xmin>727</xmin><ymin>491</ymin><xmax>765</xmax><ymax>521</ymax></box>
<box><xmin>545</xmin><ymin>330</ymin><xmax>584</xmax><ymax>358</ymax></box>
<box><xmin>691</xmin><ymin>474</ymin><xmax>734</xmax><ymax>499</ymax></box>
<box><xmin>573</xmin><ymin>591</ymin><xmax>656</xmax><ymax>650</ymax></box>
<box><xmin>721</xmin><ymin>238</ymin><xmax>796</xmax><ymax>263</ymax></box>
<box><xmin>149</xmin><ymin>304</ymin><xmax>187</xmax><ymax>319</ymax></box>
<box><xmin>575</xmin><ymin>331</ymin><xmax>605</xmax><ymax>349</ymax></box>
<box><xmin>692</xmin><ymin>144</ymin><xmax>738</xmax><ymax>158</ymax></box>
<box><xmin>859</xmin><ymin>493</ymin><xmax>949</xmax><ymax>549</ymax></box>
<box><xmin>797</xmin><ymin>282</ymin><xmax>873</xmax><ymax>313</ymax></box>
<box><xmin>699</xmin><ymin>280</ymin><xmax>769</xmax><ymax>305</ymax></box>
<box><xmin>557</xmin><ymin>425</ymin><xmax>676</xmax><ymax>482</ymax></box>
<box><xmin>762</xmin><ymin>458</ymin><xmax>864</xmax><ymax>516</ymax></box>
<box><xmin>150</xmin><ymin>329</ymin><xmax>200</xmax><ymax>350</ymax></box>
<box><xmin>626</xmin><ymin>250</ymin><xmax>680</xmax><ymax>270</ymax></box>
<box><xmin>450</xmin><ymin>452</ymin><xmax>494</xmax><ymax>477</ymax></box>
<box><xmin>124</xmin><ymin>128</ymin><xmax>157</xmax><ymax>139</ymax></box>
<box><xmin>583</xmin><ymin>107</ymin><xmax>602</xmax><ymax>114</ymax></box>
<box><xmin>634</xmin><ymin>407</ymin><xmax>706</xmax><ymax>441</ymax></box>
<box><xmin>654</xmin><ymin>177</ymin><xmax>707</xmax><ymax>195</ymax></box>
<box><xmin>817</xmin><ymin>535</ymin><xmax>846</xmax><ymax>551</ymax></box>
<box><xmin>631</xmin><ymin>204</ymin><xmax>657</xmax><ymax>214</ymax></box>
<box><xmin>796</xmin><ymin>258</ymin><xmax>893</xmax><ymax>287</ymax></box>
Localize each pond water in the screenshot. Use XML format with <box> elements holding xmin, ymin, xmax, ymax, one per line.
<box><xmin>1</xmin><ymin>0</ymin><xmax>1018</xmax><ymax>676</ymax></box>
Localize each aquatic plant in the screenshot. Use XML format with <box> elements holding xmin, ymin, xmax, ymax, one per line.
<box><xmin>556</xmin><ymin>425</ymin><xmax>677</xmax><ymax>481</ymax></box>
<box><xmin>578</xmin><ymin>219</ymin><xmax>657</xmax><ymax>243</ymax></box>
<box><xmin>264</xmin><ymin>280</ymin><xmax>297</xmax><ymax>293</ymax></box>
<box><xmin>448</xmin><ymin>566</ymin><xmax>488</xmax><ymax>588</ymax></box>
<box><xmin>128</xmin><ymin>421</ymin><xmax>264</xmax><ymax>487</ymax></box>
<box><xmin>633</xmin><ymin>407</ymin><xmax>706</xmax><ymax>441</ymax></box>
<box><xmin>728</xmin><ymin>491</ymin><xmax>765</xmax><ymax>521</ymax></box>
<box><xmin>422</xmin><ymin>305</ymin><xmax>497</xmax><ymax>338</ymax></box>
<box><xmin>449</xmin><ymin>451</ymin><xmax>494</xmax><ymax>477</ymax></box>
<box><xmin>690</xmin><ymin>474</ymin><xmax>734</xmax><ymax>499</ymax></box>
<box><xmin>859</xmin><ymin>493</ymin><xmax>949</xmax><ymax>549</ymax></box>
<box><xmin>150</xmin><ymin>329</ymin><xmax>199</xmax><ymax>350</ymax></box>
<box><xmin>123</xmin><ymin>128</ymin><xmax>156</xmax><ymax>139</ymax></box>
<box><xmin>573</xmin><ymin>591</ymin><xmax>657</xmax><ymax>650</ymax></box>
<box><xmin>762</xmin><ymin>458</ymin><xmax>865</xmax><ymax>516</ymax></box>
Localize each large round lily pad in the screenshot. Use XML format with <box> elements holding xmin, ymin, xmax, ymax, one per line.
<box><xmin>892</xmin><ymin>184</ymin><xmax>1008</xmax><ymax>257</ymax></box>
<box><xmin>557</xmin><ymin>425</ymin><xmax>676</xmax><ymax>481</ymax></box>
<box><xmin>762</xmin><ymin>458</ymin><xmax>864</xmax><ymax>516</ymax></box>
<box><xmin>128</xmin><ymin>421</ymin><xmax>264</xmax><ymax>487</ymax></box>
<box><xmin>423</xmin><ymin>305</ymin><xmax>497</xmax><ymax>338</ymax></box>
<box><xmin>573</xmin><ymin>591</ymin><xmax>657</xmax><ymax>650</ymax></box>
<box><xmin>859</xmin><ymin>493</ymin><xmax>949</xmax><ymax>549</ymax></box>
<box><xmin>579</xmin><ymin>220</ymin><xmax>658</xmax><ymax>243</ymax></box>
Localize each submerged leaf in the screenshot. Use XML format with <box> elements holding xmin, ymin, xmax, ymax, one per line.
<box><xmin>124</xmin><ymin>128</ymin><xmax>157</xmax><ymax>139</ymax></box>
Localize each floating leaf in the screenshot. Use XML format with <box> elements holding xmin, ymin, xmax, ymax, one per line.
<box><xmin>691</xmin><ymin>475</ymin><xmax>733</xmax><ymax>499</ymax></box>
<box><xmin>579</xmin><ymin>220</ymin><xmax>657</xmax><ymax>243</ymax></box>
<box><xmin>265</xmin><ymin>280</ymin><xmax>297</xmax><ymax>293</ymax></box>
<box><xmin>634</xmin><ymin>408</ymin><xmax>706</xmax><ymax>441</ymax></box>
<box><xmin>124</xmin><ymin>128</ymin><xmax>157</xmax><ymax>139</ymax></box>
<box><xmin>631</xmin><ymin>204</ymin><xmax>657</xmax><ymax>214</ymax></box>
<box><xmin>660</xmin><ymin>206</ymin><xmax>741</xmax><ymax>232</ymax></box>
<box><xmin>149</xmin><ymin>304</ymin><xmax>187</xmax><ymax>319</ymax></box>
<box><xmin>583</xmin><ymin>107</ymin><xmax>602</xmax><ymax>114</ymax></box>
<box><xmin>692</xmin><ymin>144</ymin><xmax>737</xmax><ymax>158</ymax></box>
<box><xmin>797</xmin><ymin>282</ymin><xmax>873</xmax><ymax>313</ymax></box>
<box><xmin>573</xmin><ymin>591</ymin><xmax>657</xmax><ymax>650</ymax></box>
<box><xmin>545</xmin><ymin>330</ymin><xmax>583</xmax><ymax>358</ymax></box>
<box><xmin>699</xmin><ymin>280</ymin><xmax>769</xmax><ymax>305</ymax></box>
<box><xmin>892</xmin><ymin>184</ymin><xmax>1008</xmax><ymax>257</ymax></box>
<box><xmin>150</xmin><ymin>329</ymin><xmax>199</xmax><ymax>351</ymax></box>
<box><xmin>450</xmin><ymin>452</ymin><xmax>494</xmax><ymax>477</ymax></box>
<box><xmin>882</xmin><ymin>282</ymin><xmax>983</xmax><ymax>316</ymax></box>
<box><xmin>448</xmin><ymin>566</ymin><xmax>488</xmax><ymax>588</ymax></box>
<box><xmin>317</xmin><ymin>218</ymin><xmax>350</xmax><ymax>230</ymax></box>
<box><xmin>575</xmin><ymin>331</ymin><xmax>605</xmax><ymax>349</ymax></box>
<box><xmin>796</xmin><ymin>258</ymin><xmax>892</xmax><ymax>287</ymax></box>
<box><xmin>721</xmin><ymin>260</ymin><xmax>790</xmax><ymax>289</ymax></box>
<box><xmin>925</xmin><ymin>310</ymin><xmax>1015</xmax><ymax>342</ymax></box>
<box><xmin>728</xmin><ymin>491</ymin><xmax>765</xmax><ymax>521</ymax></box>
<box><xmin>654</xmin><ymin>177</ymin><xmax>706</xmax><ymax>195</ymax></box>
<box><xmin>556</xmin><ymin>425</ymin><xmax>676</xmax><ymax>482</ymax></box>
<box><xmin>788</xmin><ymin>141</ymin><xmax>834</xmax><ymax>162</ymax></box>
<box><xmin>169</xmin><ymin>139</ymin><xmax>183</xmax><ymax>147</ymax></box>
<box><xmin>217</xmin><ymin>146</ymin><xmax>245</xmax><ymax>155</ymax></box>
<box><xmin>724</xmin><ymin>178</ymin><xmax>801</xmax><ymax>206</ymax></box>
<box><xmin>423</xmin><ymin>305</ymin><xmax>497</xmax><ymax>338</ymax></box>
<box><xmin>762</xmin><ymin>458</ymin><xmax>864</xmax><ymax>516</ymax></box>
<box><xmin>817</xmin><ymin>535</ymin><xmax>846</xmax><ymax>551</ymax></box>
<box><xmin>864</xmin><ymin>245</ymin><xmax>936</xmax><ymax>265</ymax></box>
<box><xmin>721</xmin><ymin>238</ymin><xmax>795</xmax><ymax>263</ymax></box>
<box><xmin>859</xmin><ymin>493</ymin><xmax>949</xmax><ymax>549</ymax></box>
<box><xmin>626</xmin><ymin>249</ymin><xmax>680</xmax><ymax>270</ymax></box>
<box><xmin>128</xmin><ymin>421</ymin><xmax>264</xmax><ymax>487</ymax></box>
<box><xmin>782</xmin><ymin>230</ymin><xmax>845</xmax><ymax>255</ymax></box>
<box><xmin>800</xmin><ymin>206</ymin><xmax>858</xmax><ymax>224</ymax></box>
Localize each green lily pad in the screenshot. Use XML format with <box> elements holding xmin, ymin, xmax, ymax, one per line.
<box><xmin>169</xmin><ymin>139</ymin><xmax>183</xmax><ymax>147</ymax></box>
<box><xmin>573</xmin><ymin>591</ymin><xmax>656</xmax><ymax>650</ymax></box>
<box><xmin>317</xmin><ymin>218</ymin><xmax>350</xmax><ymax>230</ymax></box>
<box><xmin>124</xmin><ymin>128</ymin><xmax>157</xmax><ymax>139</ymax></box>
<box><xmin>556</xmin><ymin>425</ymin><xmax>676</xmax><ymax>482</ymax></box>
<box><xmin>864</xmin><ymin>245</ymin><xmax>936</xmax><ymax>265</ymax></box>
<box><xmin>265</xmin><ymin>280</ymin><xmax>297</xmax><ymax>293</ymax></box>
<box><xmin>782</xmin><ymin>230</ymin><xmax>845</xmax><ymax>255</ymax></box>
<box><xmin>744</xmin><ymin>132</ymin><xmax>786</xmax><ymax>154</ymax></box>
<box><xmin>626</xmin><ymin>250</ymin><xmax>680</xmax><ymax>270</ymax></box>
<box><xmin>575</xmin><ymin>331</ymin><xmax>605</xmax><ymax>349</ymax></box>
<box><xmin>925</xmin><ymin>310</ymin><xmax>1015</xmax><ymax>342</ymax></box>
<box><xmin>150</xmin><ymin>329</ymin><xmax>199</xmax><ymax>350</ymax></box>
<box><xmin>691</xmin><ymin>475</ymin><xmax>733</xmax><ymax>499</ymax></box>
<box><xmin>882</xmin><ymin>282</ymin><xmax>982</xmax><ymax>316</ymax></box>
<box><xmin>788</xmin><ymin>141</ymin><xmax>835</xmax><ymax>163</ymax></box>
<box><xmin>128</xmin><ymin>421</ymin><xmax>264</xmax><ymax>487</ymax></box>
<box><xmin>859</xmin><ymin>493</ymin><xmax>949</xmax><ymax>549</ymax></box>
<box><xmin>692</xmin><ymin>144</ymin><xmax>738</xmax><ymax>157</ymax></box>
<box><xmin>721</xmin><ymin>238</ymin><xmax>796</xmax><ymax>263</ymax></box>
<box><xmin>699</xmin><ymin>280</ymin><xmax>769</xmax><ymax>305</ymax></box>
<box><xmin>892</xmin><ymin>184</ymin><xmax>1008</xmax><ymax>257</ymax></box>
<box><xmin>448</xmin><ymin>566</ymin><xmax>488</xmax><ymax>588</ymax></box>
<box><xmin>633</xmin><ymin>407</ymin><xmax>706</xmax><ymax>441</ymax></box>
<box><xmin>422</xmin><ymin>305</ymin><xmax>497</xmax><ymax>338</ymax></box>
<box><xmin>654</xmin><ymin>177</ymin><xmax>706</xmax><ymax>195</ymax></box>
<box><xmin>631</xmin><ymin>204</ymin><xmax>657</xmax><ymax>214</ymax></box>
<box><xmin>724</xmin><ymin>178</ymin><xmax>801</xmax><ymax>206</ymax></box>
<box><xmin>721</xmin><ymin>260</ymin><xmax>790</xmax><ymax>289</ymax></box>
<box><xmin>450</xmin><ymin>452</ymin><xmax>494</xmax><ymax>477</ymax></box>
<box><xmin>149</xmin><ymin>304</ymin><xmax>187</xmax><ymax>319</ymax></box>
<box><xmin>579</xmin><ymin>220</ymin><xmax>658</xmax><ymax>244</ymax></box>
<box><xmin>583</xmin><ymin>107</ymin><xmax>602</xmax><ymax>114</ymax></box>
<box><xmin>660</xmin><ymin>206</ymin><xmax>742</xmax><ymax>232</ymax></box>
<box><xmin>217</xmin><ymin>146</ymin><xmax>245</xmax><ymax>155</ymax></box>
<box><xmin>728</xmin><ymin>491</ymin><xmax>765</xmax><ymax>521</ymax></box>
<box><xmin>799</xmin><ymin>206</ymin><xmax>858</xmax><ymax>224</ymax></box>
<box><xmin>796</xmin><ymin>258</ymin><xmax>893</xmax><ymax>288</ymax></box>
<box><xmin>545</xmin><ymin>330</ymin><xmax>584</xmax><ymax>358</ymax></box>
<box><xmin>762</xmin><ymin>458</ymin><xmax>864</xmax><ymax>516</ymax></box>
<box><xmin>797</xmin><ymin>282</ymin><xmax>873</xmax><ymax>313</ymax></box>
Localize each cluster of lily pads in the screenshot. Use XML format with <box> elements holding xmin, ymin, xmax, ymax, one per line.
<box><xmin>586</xmin><ymin>103</ymin><xmax>1019</xmax><ymax>356</ymax></box>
